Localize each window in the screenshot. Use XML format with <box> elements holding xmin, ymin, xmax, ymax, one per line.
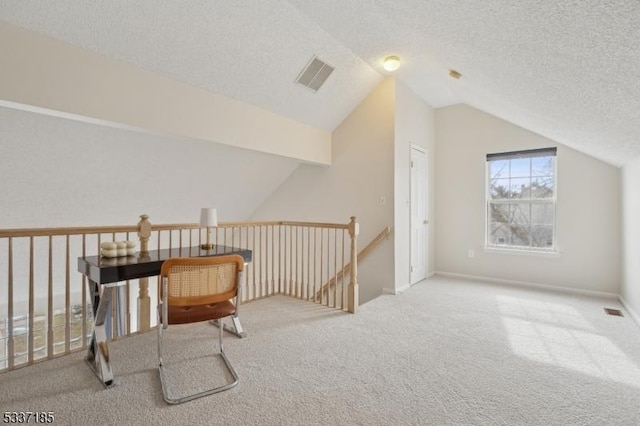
<box><xmin>486</xmin><ymin>147</ymin><xmax>557</xmax><ymax>252</ymax></box>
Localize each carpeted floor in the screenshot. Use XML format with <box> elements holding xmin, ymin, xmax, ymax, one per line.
<box><xmin>2</xmin><ymin>275</ymin><xmax>640</xmax><ymax>425</ymax></box>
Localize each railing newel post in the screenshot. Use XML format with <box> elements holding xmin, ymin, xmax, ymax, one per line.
<box><xmin>137</xmin><ymin>214</ymin><xmax>151</xmax><ymax>255</ymax></box>
<box><xmin>136</xmin><ymin>214</ymin><xmax>152</xmax><ymax>332</ymax></box>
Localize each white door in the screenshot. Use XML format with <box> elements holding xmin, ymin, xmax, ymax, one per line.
<box><xmin>410</xmin><ymin>146</ymin><xmax>428</xmax><ymax>284</ymax></box>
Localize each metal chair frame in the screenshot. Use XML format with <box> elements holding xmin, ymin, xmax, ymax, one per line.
<box><xmin>156</xmin><ymin>255</ymin><xmax>244</xmax><ymax>404</ymax></box>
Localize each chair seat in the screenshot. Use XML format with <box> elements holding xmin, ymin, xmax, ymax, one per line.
<box><xmin>164</xmin><ymin>300</ymin><xmax>236</xmax><ymax>325</ymax></box>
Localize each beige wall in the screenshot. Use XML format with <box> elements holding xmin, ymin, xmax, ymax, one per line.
<box><xmin>0</xmin><ymin>106</ymin><xmax>300</xmax><ymax>228</ymax></box>
<box><xmin>435</xmin><ymin>104</ymin><xmax>620</xmax><ymax>295</ymax></box>
<box><xmin>0</xmin><ymin>106</ymin><xmax>303</xmax><ymax>307</ymax></box>
<box><xmin>392</xmin><ymin>81</ymin><xmax>436</xmax><ymax>293</ymax></box>
<box><xmin>250</xmin><ymin>78</ymin><xmax>396</xmax><ymax>303</ymax></box>
<box><xmin>621</xmin><ymin>158</ymin><xmax>640</xmax><ymax>324</ymax></box>
<box><xmin>0</xmin><ymin>21</ymin><xmax>331</xmax><ymax>165</ymax></box>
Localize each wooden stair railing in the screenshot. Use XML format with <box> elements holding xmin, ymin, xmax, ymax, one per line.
<box><xmin>0</xmin><ymin>215</ymin><xmax>360</xmax><ymax>373</ymax></box>
<box><xmin>316</xmin><ymin>226</ymin><xmax>392</xmax><ymax>301</ymax></box>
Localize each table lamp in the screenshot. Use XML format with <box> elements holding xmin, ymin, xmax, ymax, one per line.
<box><xmin>199</xmin><ymin>207</ymin><xmax>217</xmax><ymax>250</ymax></box>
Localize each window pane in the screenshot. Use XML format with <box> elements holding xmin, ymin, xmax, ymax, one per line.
<box><xmin>509</xmin><ymin>225</ymin><xmax>531</xmax><ymax>247</ymax></box>
<box><xmin>490</xmin><ymin>159</ymin><xmax>509</xmax><ymax>179</ymax></box>
<box><xmin>531</xmin><ymin>176</ymin><xmax>554</xmax><ymax>199</ymax></box>
<box><xmin>489</xmin><ymin>203</ymin><xmax>510</xmax><ymax>224</ymax></box>
<box><xmin>531</xmin><ymin>225</ymin><xmax>553</xmax><ymax>248</ymax></box>
<box><xmin>490</xmin><ymin>178</ymin><xmax>510</xmax><ymax>199</ymax></box>
<box><xmin>489</xmin><ymin>223</ymin><xmax>509</xmax><ymax>245</ymax></box>
<box><xmin>510</xmin><ymin>177</ymin><xmax>531</xmax><ymax>199</ymax></box>
<box><xmin>510</xmin><ymin>203</ymin><xmax>531</xmax><ymax>246</ymax></box>
<box><xmin>531</xmin><ymin>203</ymin><xmax>554</xmax><ymax>225</ymax></box>
<box><xmin>532</xmin><ymin>156</ymin><xmax>553</xmax><ymax>177</ymax></box>
<box><xmin>489</xmin><ymin>203</ymin><xmax>532</xmax><ymax>248</ymax></box>
<box><xmin>511</xmin><ymin>203</ymin><xmax>531</xmax><ymax>226</ymax></box>
<box><xmin>510</xmin><ymin>158</ymin><xmax>530</xmax><ymax>178</ymax></box>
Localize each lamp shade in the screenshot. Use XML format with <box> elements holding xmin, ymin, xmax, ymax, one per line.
<box><xmin>200</xmin><ymin>208</ymin><xmax>218</xmax><ymax>227</ymax></box>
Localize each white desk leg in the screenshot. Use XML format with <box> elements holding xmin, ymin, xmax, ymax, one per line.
<box><xmin>86</xmin><ymin>281</ymin><xmax>115</xmax><ymax>387</ymax></box>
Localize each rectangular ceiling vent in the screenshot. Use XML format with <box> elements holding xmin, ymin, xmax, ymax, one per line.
<box><xmin>295</xmin><ymin>56</ymin><xmax>334</xmax><ymax>92</ymax></box>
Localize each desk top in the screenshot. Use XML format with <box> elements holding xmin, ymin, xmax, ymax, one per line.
<box><xmin>78</xmin><ymin>245</ymin><xmax>252</xmax><ymax>284</ymax></box>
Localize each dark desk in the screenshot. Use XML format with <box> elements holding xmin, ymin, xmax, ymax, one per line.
<box><xmin>79</xmin><ymin>245</ymin><xmax>252</xmax><ymax>284</ymax></box>
<box><xmin>78</xmin><ymin>245</ymin><xmax>252</xmax><ymax>386</ymax></box>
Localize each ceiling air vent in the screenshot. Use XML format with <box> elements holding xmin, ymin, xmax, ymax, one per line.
<box><xmin>295</xmin><ymin>56</ymin><xmax>334</xmax><ymax>92</ymax></box>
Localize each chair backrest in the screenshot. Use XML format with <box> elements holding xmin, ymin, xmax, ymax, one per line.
<box><xmin>160</xmin><ymin>255</ymin><xmax>244</xmax><ymax>308</ymax></box>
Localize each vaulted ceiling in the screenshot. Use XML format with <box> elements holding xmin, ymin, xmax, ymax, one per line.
<box><xmin>1</xmin><ymin>1</ymin><xmax>639</xmax><ymax>166</ymax></box>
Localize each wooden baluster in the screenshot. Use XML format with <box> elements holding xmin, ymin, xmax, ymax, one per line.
<box><xmin>258</xmin><ymin>226</ymin><xmax>267</xmax><ymax>297</ymax></box>
<box><xmin>307</xmin><ymin>227</ymin><xmax>311</xmax><ymax>300</ymax></box>
<box><xmin>279</xmin><ymin>225</ymin><xmax>283</xmax><ymax>294</ymax></box>
<box><xmin>297</xmin><ymin>226</ymin><xmax>302</xmax><ymax>299</ymax></box>
<box><xmin>284</xmin><ymin>225</ymin><xmax>293</xmax><ymax>295</ymax></box>
<box><xmin>293</xmin><ymin>226</ymin><xmax>298</xmax><ymax>298</ymax></box>
<box><xmin>312</xmin><ymin>227</ymin><xmax>317</xmax><ymax>303</ymax></box>
<box><xmin>271</xmin><ymin>225</ymin><xmax>275</xmax><ymax>295</ymax></box>
<box><xmin>264</xmin><ymin>225</ymin><xmax>269</xmax><ymax>296</ymax></box>
<box><xmin>301</xmin><ymin>227</ymin><xmax>305</xmax><ymax>299</ymax></box>
<box><xmin>124</xmin><ymin>232</ymin><xmax>131</xmax><ymax>336</ymax></box>
<box><xmin>325</xmin><ymin>228</ymin><xmax>330</xmax><ymax>307</ymax></box>
<box><xmin>7</xmin><ymin>237</ymin><xmax>14</xmax><ymax>369</ymax></box>
<box><xmin>137</xmin><ymin>215</ymin><xmax>152</xmax><ymax>332</ymax></box>
<box><xmin>333</xmin><ymin>228</ymin><xmax>338</xmax><ymax>308</ymax></box>
<box><xmin>245</xmin><ymin>226</ymin><xmax>250</xmax><ymax>300</ymax></box>
<box><xmin>348</xmin><ymin>217</ymin><xmax>359</xmax><ymax>313</ymax></box>
<box><xmin>319</xmin><ymin>228</ymin><xmax>324</xmax><ymax>305</ymax></box>
<box><xmin>47</xmin><ymin>236</ymin><xmax>54</xmax><ymax>358</ymax></box>
<box><xmin>81</xmin><ymin>235</ymin><xmax>87</xmax><ymax>349</ymax></box>
<box><xmin>252</xmin><ymin>226</ymin><xmax>257</xmax><ymax>299</ymax></box>
<box><xmin>65</xmin><ymin>235</ymin><xmax>71</xmax><ymax>353</ymax></box>
<box><xmin>342</xmin><ymin>229</ymin><xmax>346</xmax><ymax>310</ymax></box>
<box><xmin>28</xmin><ymin>237</ymin><xmax>34</xmax><ymax>364</ymax></box>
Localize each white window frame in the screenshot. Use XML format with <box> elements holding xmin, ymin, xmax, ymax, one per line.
<box><xmin>485</xmin><ymin>147</ymin><xmax>558</xmax><ymax>254</ymax></box>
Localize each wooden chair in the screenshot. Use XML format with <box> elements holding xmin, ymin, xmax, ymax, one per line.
<box><xmin>157</xmin><ymin>255</ymin><xmax>244</xmax><ymax>404</ymax></box>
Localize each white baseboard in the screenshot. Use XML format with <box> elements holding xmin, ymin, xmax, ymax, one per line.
<box><xmin>396</xmin><ymin>283</ymin><xmax>412</xmax><ymax>294</ymax></box>
<box><xmin>619</xmin><ymin>295</ymin><xmax>640</xmax><ymax>330</ymax></box>
<box><xmin>434</xmin><ymin>270</ymin><xmax>619</xmax><ymax>299</ymax></box>
<box><xmin>383</xmin><ymin>272</ymin><xmax>435</xmax><ymax>295</ymax></box>
<box><xmin>382</xmin><ymin>283</ymin><xmax>410</xmax><ymax>295</ymax></box>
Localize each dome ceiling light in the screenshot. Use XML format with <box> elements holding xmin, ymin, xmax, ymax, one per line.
<box><xmin>383</xmin><ymin>55</ymin><xmax>401</xmax><ymax>72</ymax></box>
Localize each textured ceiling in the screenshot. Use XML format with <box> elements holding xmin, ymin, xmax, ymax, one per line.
<box><xmin>0</xmin><ymin>1</ymin><xmax>382</xmax><ymax>132</ymax></box>
<box><xmin>1</xmin><ymin>1</ymin><xmax>639</xmax><ymax>166</ymax></box>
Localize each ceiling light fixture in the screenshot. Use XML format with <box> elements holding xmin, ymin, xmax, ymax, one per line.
<box><xmin>383</xmin><ymin>55</ymin><xmax>401</xmax><ymax>72</ymax></box>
